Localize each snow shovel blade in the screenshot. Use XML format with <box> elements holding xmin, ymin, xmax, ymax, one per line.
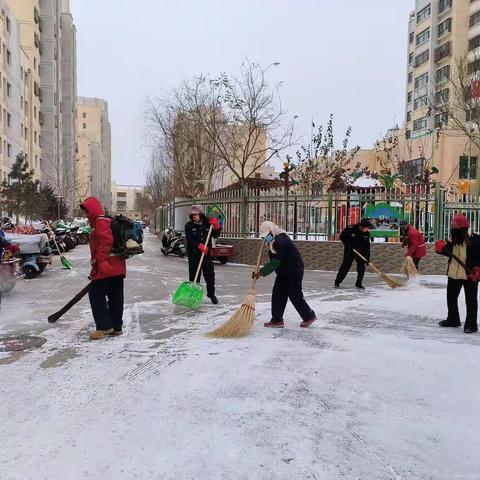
<box><xmin>172</xmin><ymin>281</ymin><xmax>205</xmax><ymax>309</ymax></box>
<box><xmin>60</xmin><ymin>255</ymin><xmax>74</xmax><ymax>269</ymax></box>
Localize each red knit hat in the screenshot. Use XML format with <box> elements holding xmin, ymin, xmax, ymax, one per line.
<box><xmin>452</xmin><ymin>213</ymin><xmax>469</xmax><ymax>229</ymax></box>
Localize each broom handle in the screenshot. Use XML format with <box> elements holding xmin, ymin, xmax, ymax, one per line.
<box><xmin>193</xmin><ymin>224</ymin><xmax>214</xmax><ymax>283</ymax></box>
<box><xmin>45</xmin><ymin>221</ymin><xmax>64</xmax><ymax>256</ymax></box>
<box><xmin>250</xmin><ymin>241</ymin><xmax>266</xmax><ymax>289</ymax></box>
<box><xmin>352</xmin><ymin>249</ymin><xmax>382</xmax><ymax>275</ymax></box>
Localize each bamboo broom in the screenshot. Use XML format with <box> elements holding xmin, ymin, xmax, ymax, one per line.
<box><xmin>402</xmin><ymin>254</ymin><xmax>419</xmax><ymax>280</ymax></box>
<box><xmin>353</xmin><ymin>249</ymin><xmax>404</xmax><ymax>289</ymax></box>
<box><xmin>208</xmin><ymin>241</ymin><xmax>266</xmax><ymax>338</ymax></box>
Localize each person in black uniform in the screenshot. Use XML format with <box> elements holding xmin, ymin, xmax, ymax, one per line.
<box><xmin>334</xmin><ymin>218</ymin><xmax>371</xmax><ymax>290</ymax></box>
<box><xmin>184</xmin><ymin>205</ymin><xmax>221</xmax><ymax>304</ymax></box>
<box><xmin>254</xmin><ymin>221</ymin><xmax>316</xmax><ymax>328</ymax></box>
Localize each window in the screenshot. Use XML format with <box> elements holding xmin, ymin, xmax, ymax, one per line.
<box><xmin>435</xmin><ymin>112</ymin><xmax>448</xmax><ymax>128</ymax></box>
<box><xmin>408</xmin><ymin>72</ymin><xmax>413</xmax><ymax>84</ymax></box>
<box><xmin>439</xmin><ymin>0</ymin><xmax>452</xmax><ymax>13</ymax></box>
<box><xmin>34</xmin><ymin>131</ymin><xmax>37</xmax><ymax>144</ymax></box>
<box><xmin>469</xmin><ymin>58</ymin><xmax>480</xmax><ymax>74</ymax></box>
<box><xmin>466</xmin><ymin>107</ymin><xmax>479</xmax><ymax>121</ymax></box>
<box><xmin>415</xmin><ymin>72</ymin><xmax>429</xmax><ymax>88</ymax></box>
<box><xmin>83</xmin><ymin>123</ymin><xmax>86</xmax><ymax>129</ymax></box>
<box><xmin>34</xmin><ymin>106</ymin><xmax>37</xmax><ymax>119</ymax></box>
<box><xmin>117</xmin><ymin>192</ymin><xmax>127</xmax><ymax>198</ymax></box>
<box><xmin>34</xmin><ymin>57</ymin><xmax>37</xmax><ymax>70</ymax></box>
<box><xmin>416</xmin><ymin>28</ymin><xmax>430</xmax><ymax>46</ymax></box>
<box><xmin>117</xmin><ymin>201</ymin><xmax>127</xmax><ymax>211</ymax></box>
<box><xmin>459</xmin><ymin>156</ymin><xmax>477</xmax><ymax>179</ymax></box>
<box><xmin>438</xmin><ymin>18</ymin><xmax>452</xmax><ymax>37</ymax></box>
<box><xmin>24</xmin><ymin>126</ymin><xmax>28</xmax><ymax>140</ymax></box>
<box><xmin>415</xmin><ymin>50</ymin><xmax>430</xmax><ymax>67</ymax></box>
<box><xmin>470</xmin><ymin>11</ymin><xmax>480</xmax><ymax>28</ymax></box>
<box><xmin>409</xmin><ymin>52</ymin><xmax>413</xmax><ymax>65</ymax></box>
<box><xmin>407</xmin><ymin>91</ymin><xmax>413</xmax><ymax>103</ymax></box>
<box><xmin>406</xmin><ymin>129</ymin><xmax>412</xmax><ymax>139</ymax></box>
<box><xmin>6</xmin><ymin>82</ymin><xmax>11</xmax><ymax>97</ymax></box>
<box><xmin>413</xmin><ymin>117</ymin><xmax>428</xmax><ymax>131</ymax></box>
<box><xmin>82</xmin><ymin>112</ymin><xmax>86</xmax><ymax>119</ymax></box>
<box><xmin>7</xmin><ymin>113</ymin><xmax>11</xmax><ymax>127</ymax></box>
<box><xmin>399</xmin><ymin>158</ymin><xmax>425</xmax><ymax>183</ymax></box>
<box><xmin>409</xmin><ymin>31</ymin><xmax>414</xmax><ymax>44</ymax></box>
<box><xmin>7</xmin><ymin>143</ymin><xmax>11</xmax><ymax>158</ymax></box>
<box><xmin>436</xmin><ymin>88</ymin><xmax>449</xmax><ymax>104</ymax></box>
<box><xmin>6</xmin><ymin>49</ymin><xmax>10</xmax><ymax>65</ymax></box>
<box><xmin>6</xmin><ymin>17</ymin><xmax>10</xmax><ymax>33</ymax></box>
<box><xmin>417</xmin><ymin>5</ymin><xmax>431</xmax><ymax>23</ymax></box>
<box><xmin>436</xmin><ymin>64</ymin><xmax>450</xmax><ymax>83</ymax></box>
<box><xmin>407</xmin><ymin>111</ymin><xmax>412</xmax><ymax>121</ymax></box>
<box><xmin>435</xmin><ymin>42</ymin><xmax>451</xmax><ymax>62</ymax></box>
<box><xmin>414</xmin><ymin>94</ymin><xmax>428</xmax><ymax>110</ymax></box>
<box><xmin>470</xmin><ymin>34</ymin><xmax>480</xmax><ymax>51</ymax></box>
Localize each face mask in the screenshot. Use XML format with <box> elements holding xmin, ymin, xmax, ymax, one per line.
<box><xmin>264</xmin><ymin>233</ymin><xmax>274</xmax><ymax>243</ymax></box>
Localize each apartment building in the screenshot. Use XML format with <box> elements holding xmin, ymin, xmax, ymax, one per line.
<box><xmin>0</xmin><ymin>1</ymin><xmax>41</xmax><ymax>184</ymax></box>
<box><xmin>76</xmin><ymin>97</ymin><xmax>112</xmax><ymax>210</ymax></box>
<box><xmin>111</xmin><ymin>182</ymin><xmax>145</xmax><ymax>220</ymax></box>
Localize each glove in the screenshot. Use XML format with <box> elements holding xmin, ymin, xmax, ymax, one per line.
<box><xmin>208</xmin><ymin>217</ymin><xmax>221</xmax><ymax>230</ymax></box>
<box><xmin>469</xmin><ymin>266</ymin><xmax>480</xmax><ymax>283</ymax></box>
<box><xmin>435</xmin><ymin>240</ymin><xmax>446</xmax><ymax>254</ymax></box>
<box><xmin>198</xmin><ymin>243</ymin><xmax>208</xmax><ymax>254</ymax></box>
<box><xmin>251</xmin><ymin>271</ymin><xmax>262</xmax><ymax>280</ymax></box>
<box><xmin>9</xmin><ymin>244</ymin><xmax>20</xmax><ymax>254</ymax></box>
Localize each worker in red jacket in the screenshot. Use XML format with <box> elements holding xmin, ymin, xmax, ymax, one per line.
<box><xmin>80</xmin><ymin>197</ymin><xmax>126</xmax><ymax>340</ymax></box>
<box><xmin>399</xmin><ymin>220</ymin><xmax>427</xmax><ymax>270</ymax></box>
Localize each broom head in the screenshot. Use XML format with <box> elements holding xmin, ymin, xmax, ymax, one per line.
<box><xmin>172</xmin><ymin>281</ymin><xmax>205</xmax><ymax>309</ymax></box>
<box><xmin>380</xmin><ymin>272</ymin><xmax>404</xmax><ymax>289</ymax></box>
<box><xmin>402</xmin><ymin>256</ymin><xmax>418</xmax><ymax>280</ymax></box>
<box><xmin>61</xmin><ymin>256</ymin><xmax>74</xmax><ymax>269</ymax></box>
<box><xmin>208</xmin><ymin>289</ymin><xmax>256</xmax><ymax>338</ymax></box>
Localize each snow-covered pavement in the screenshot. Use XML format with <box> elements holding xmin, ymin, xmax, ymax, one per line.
<box><xmin>1</xmin><ymin>232</ymin><xmax>479</xmax><ymax>480</ymax></box>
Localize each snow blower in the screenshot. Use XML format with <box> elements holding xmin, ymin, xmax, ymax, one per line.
<box><xmin>208</xmin><ymin>241</ymin><xmax>266</xmax><ymax>338</ymax></box>
<box><xmin>172</xmin><ymin>224</ymin><xmax>214</xmax><ymax>309</ymax></box>
<box><xmin>353</xmin><ymin>249</ymin><xmax>403</xmax><ymax>289</ymax></box>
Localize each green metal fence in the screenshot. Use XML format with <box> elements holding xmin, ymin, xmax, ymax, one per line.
<box><xmin>152</xmin><ymin>183</ymin><xmax>472</xmax><ymax>242</ymax></box>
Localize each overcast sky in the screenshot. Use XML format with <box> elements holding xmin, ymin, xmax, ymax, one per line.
<box><xmin>71</xmin><ymin>0</ymin><xmax>413</xmax><ymax>186</ymax></box>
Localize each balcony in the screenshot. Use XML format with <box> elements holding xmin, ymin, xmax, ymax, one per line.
<box><xmin>435</xmin><ymin>42</ymin><xmax>451</xmax><ymax>63</ymax></box>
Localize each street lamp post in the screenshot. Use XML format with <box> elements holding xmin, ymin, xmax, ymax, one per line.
<box><xmin>54</xmin><ymin>194</ymin><xmax>62</xmax><ymax>220</ymax></box>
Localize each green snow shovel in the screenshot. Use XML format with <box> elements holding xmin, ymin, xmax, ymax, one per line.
<box><xmin>46</xmin><ymin>222</ymin><xmax>74</xmax><ymax>270</ymax></box>
<box><xmin>172</xmin><ymin>224</ymin><xmax>214</xmax><ymax>309</ymax></box>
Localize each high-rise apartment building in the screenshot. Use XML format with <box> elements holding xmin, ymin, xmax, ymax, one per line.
<box><xmin>39</xmin><ymin>0</ymin><xmax>75</xmax><ymax>195</ymax></box>
<box><xmin>405</xmin><ymin>0</ymin><xmax>472</xmax><ymax>139</ymax></box>
<box><xmin>76</xmin><ymin>97</ymin><xmax>112</xmax><ymax>211</ymax></box>
<box><xmin>2</xmin><ymin>0</ymin><xmax>42</xmax><ymax>183</ymax></box>
<box><xmin>7</xmin><ymin>0</ymin><xmax>76</xmax><ymax>200</ymax></box>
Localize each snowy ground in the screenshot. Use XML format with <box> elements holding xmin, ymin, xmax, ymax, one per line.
<box><xmin>0</xmin><ymin>232</ymin><xmax>479</xmax><ymax>480</ymax></box>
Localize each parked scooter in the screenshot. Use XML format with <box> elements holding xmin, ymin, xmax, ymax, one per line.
<box><xmin>4</xmin><ymin>232</ymin><xmax>53</xmax><ymax>279</ymax></box>
<box><xmin>161</xmin><ymin>228</ymin><xmax>187</xmax><ymax>257</ymax></box>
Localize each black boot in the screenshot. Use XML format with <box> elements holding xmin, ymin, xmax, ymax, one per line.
<box><xmin>334</xmin><ymin>282</ymin><xmax>340</xmax><ymax>288</ymax></box>
<box><xmin>208</xmin><ymin>295</ymin><xmax>219</xmax><ymax>305</ymax></box>
<box><xmin>439</xmin><ymin>319</ymin><xmax>461</xmax><ymax>328</ymax></box>
<box><xmin>464</xmin><ymin>324</ymin><xmax>478</xmax><ymax>334</ymax></box>
<box><xmin>355</xmin><ymin>284</ymin><xmax>365</xmax><ymax>290</ymax></box>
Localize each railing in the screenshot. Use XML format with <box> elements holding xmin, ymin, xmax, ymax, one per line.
<box><xmin>152</xmin><ymin>183</ymin><xmax>463</xmax><ymax>241</ymax></box>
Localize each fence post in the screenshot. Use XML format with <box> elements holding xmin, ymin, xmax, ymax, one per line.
<box><xmin>241</xmin><ymin>184</ymin><xmax>248</xmax><ymax>238</ymax></box>
<box><xmin>434</xmin><ymin>182</ymin><xmax>444</xmax><ymax>240</ymax></box>
<box><xmin>327</xmin><ymin>192</ymin><xmax>333</xmax><ymax>239</ymax></box>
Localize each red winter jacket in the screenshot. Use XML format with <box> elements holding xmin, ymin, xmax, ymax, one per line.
<box><xmin>80</xmin><ymin>197</ymin><xmax>126</xmax><ymax>281</ymax></box>
<box><xmin>401</xmin><ymin>225</ymin><xmax>427</xmax><ymax>259</ymax></box>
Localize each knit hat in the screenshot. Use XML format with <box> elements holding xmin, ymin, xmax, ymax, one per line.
<box><xmin>360</xmin><ymin>218</ymin><xmax>371</xmax><ymax>227</ymax></box>
<box><xmin>190</xmin><ymin>205</ymin><xmax>203</xmax><ymax>216</ymax></box>
<box><xmin>451</xmin><ymin>213</ymin><xmax>469</xmax><ymax>229</ymax></box>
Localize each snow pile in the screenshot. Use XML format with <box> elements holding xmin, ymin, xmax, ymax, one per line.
<box><xmin>352</xmin><ymin>176</ymin><xmax>381</xmax><ymax>188</ymax></box>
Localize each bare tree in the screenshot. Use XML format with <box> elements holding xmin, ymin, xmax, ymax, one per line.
<box><xmin>292</xmin><ymin>115</ymin><xmax>360</xmax><ymax>194</ymax></box>
<box><xmin>144</xmin><ymin>60</ymin><xmax>295</xmax><ymax>195</ymax></box>
<box><xmin>144</xmin><ymin>148</ymin><xmax>175</xmax><ymax>205</ymax></box>
<box><xmin>433</xmin><ymin>54</ymin><xmax>480</xmax><ymax>149</ymax></box>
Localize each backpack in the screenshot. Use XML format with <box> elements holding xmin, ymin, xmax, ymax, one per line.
<box><xmin>103</xmin><ymin>215</ymin><xmax>144</xmax><ymax>258</ymax></box>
